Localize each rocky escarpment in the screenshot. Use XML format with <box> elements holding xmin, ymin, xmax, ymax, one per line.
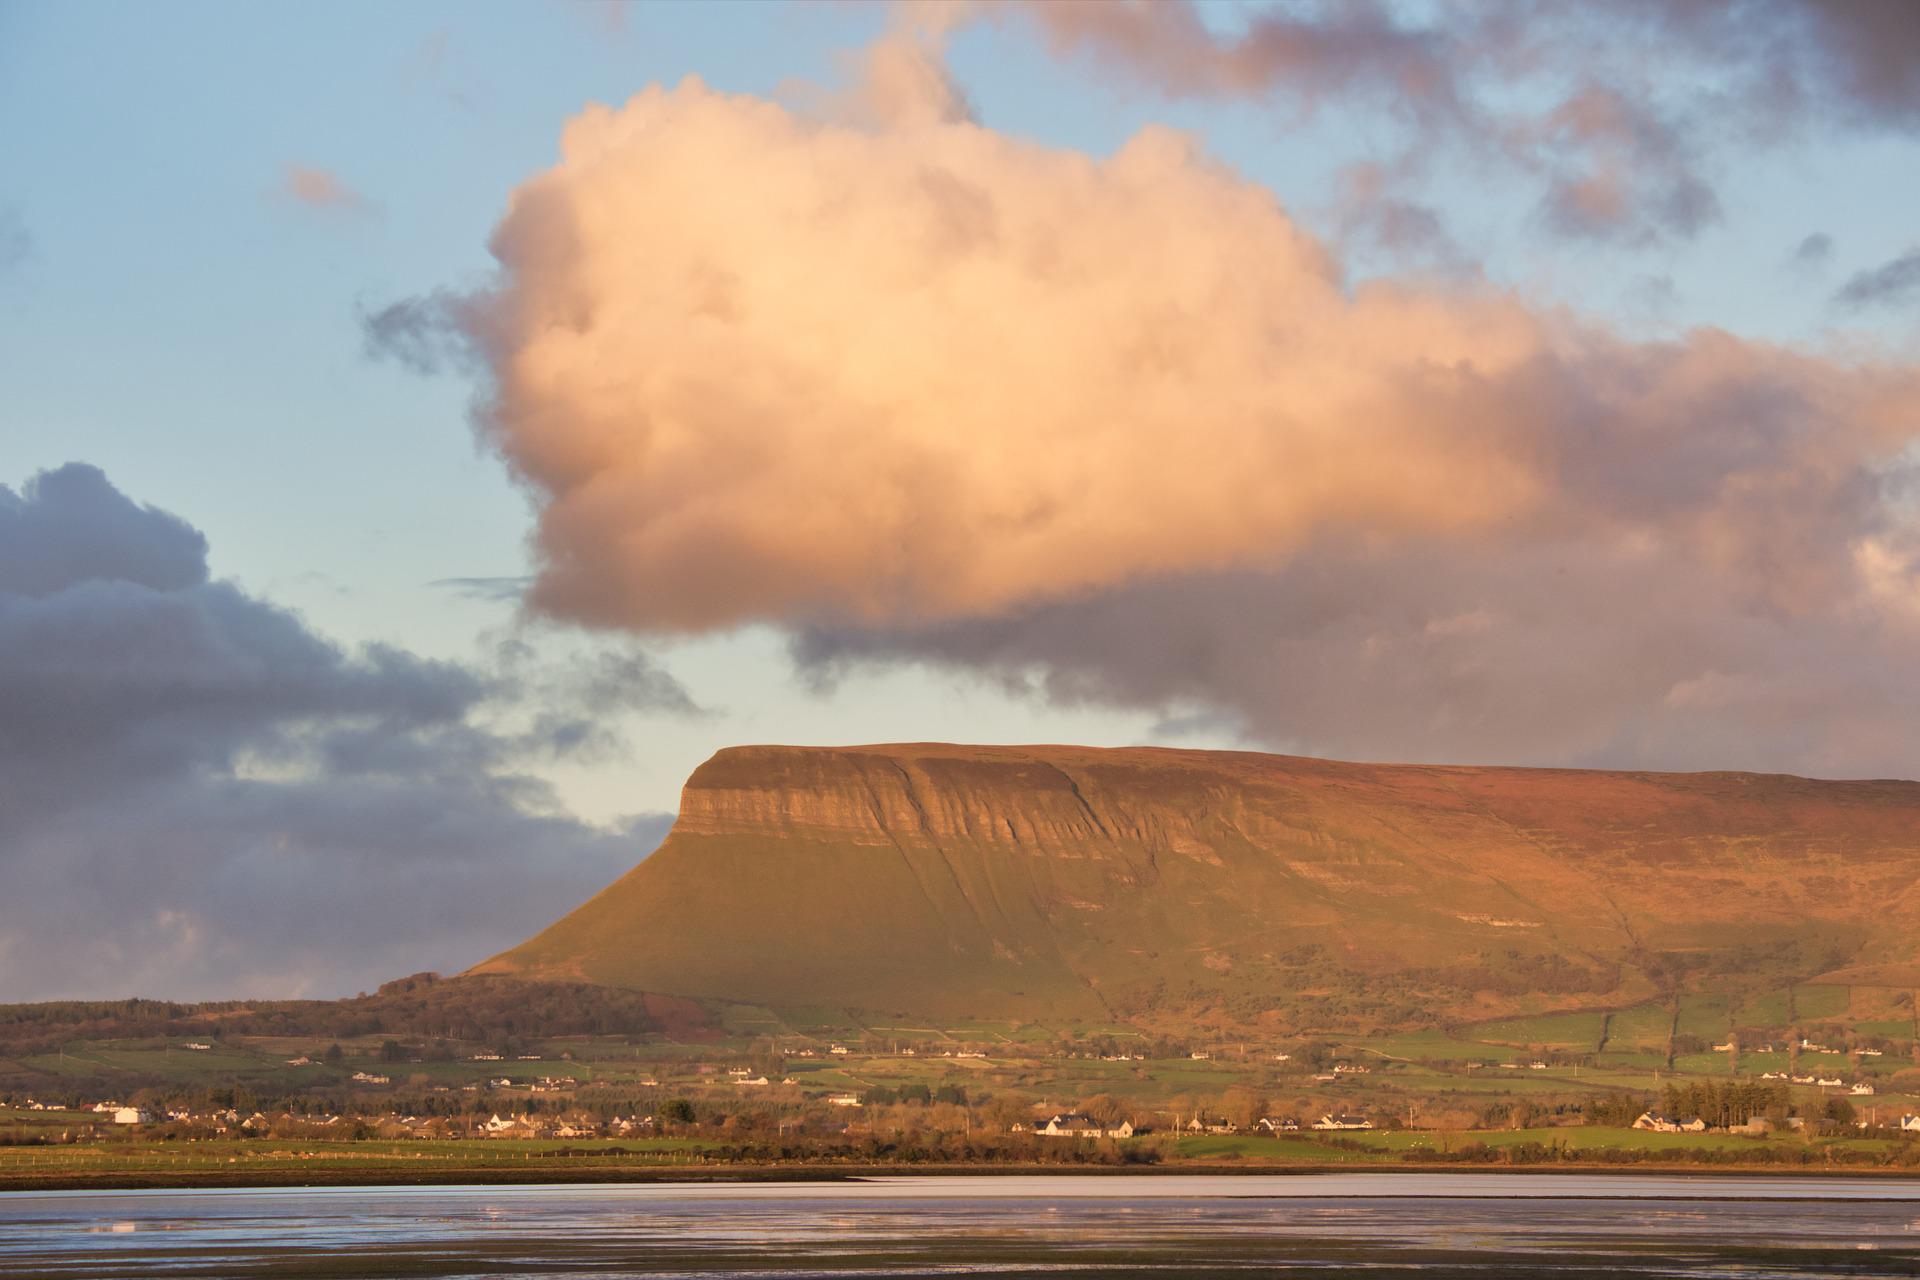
<box><xmin>473</xmin><ymin>743</ymin><xmax>1920</xmax><ymax>1028</ymax></box>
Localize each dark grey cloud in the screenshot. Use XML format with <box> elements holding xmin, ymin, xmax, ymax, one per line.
<box><xmin>1834</xmin><ymin>248</ymin><xmax>1920</xmax><ymax>309</ymax></box>
<box><xmin>0</xmin><ymin>463</ymin><xmax>206</xmax><ymax>596</ymax></box>
<box><xmin>794</xmin><ymin>534</ymin><xmax>1920</xmax><ymax>782</ymax></box>
<box><xmin>1787</xmin><ymin>0</ymin><xmax>1920</xmax><ymax>127</ymax></box>
<box><xmin>0</xmin><ymin>464</ymin><xmax>680</xmax><ymax>1001</ymax></box>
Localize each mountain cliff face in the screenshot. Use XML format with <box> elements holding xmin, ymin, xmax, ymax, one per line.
<box><xmin>473</xmin><ymin>744</ymin><xmax>1920</xmax><ymax>1029</ymax></box>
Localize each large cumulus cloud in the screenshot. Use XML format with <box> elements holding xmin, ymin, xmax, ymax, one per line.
<box><xmin>0</xmin><ymin>464</ymin><xmax>678</xmax><ymax>1001</ymax></box>
<box><xmin>372</xmin><ymin>54</ymin><xmax>1920</xmax><ymax>781</ymax></box>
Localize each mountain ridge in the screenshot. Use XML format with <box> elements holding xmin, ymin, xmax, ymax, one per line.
<box><xmin>474</xmin><ymin>743</ymin><xmax>1920</xmax><ymax>1032</ymax></box>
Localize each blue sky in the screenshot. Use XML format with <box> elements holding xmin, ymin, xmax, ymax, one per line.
<box><xmin>1</xmin><ymin>0</ymin><xmax>1202</xmax><ymax>825</ymax></box>
<box><xmin>1</xmin><ymin>0</ymin><xmax>1917</xmax><ymax>997</ymax></box>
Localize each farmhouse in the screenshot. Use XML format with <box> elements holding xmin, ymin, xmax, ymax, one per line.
<box><xmin>1312</xmin><ymin>1114</ymin><xmax>1373</xmax><ymax>1131</ymax></box>
<box><xmin>111</xmin><ymin>1106</ymin><xmax>154</xmax><ymax>1125</ymax></box>
<box><xmin>483</xmin><ymin>1114</ymin><xmax>534</xmax><ymax>1136</ymax></box>
<box><xmin>1039</xmin><ymin>1113</ymin><xmax>1103</xmax><ymax>1137</ymax></box>
<box><xmin>1632</xmin><ymin>1112</ymin><xmax>1707</xmax><ymax>1134</ymax></box>
<box><xmin>1255</xmin><ymin>1117</ymin><xmax>1300</xmax><ymax>1134</ymax></box>
<box><xmin>1902</xmin><ymin>1115</ymin><xmax>1920</xmax><ymax>1133</ymax></box>
<box><xmin>1183</xmin><ymin>1115</ymin><xmax>1237</xmax><ymax>1134</ymax></box>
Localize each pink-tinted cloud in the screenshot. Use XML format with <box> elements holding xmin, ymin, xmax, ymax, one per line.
<box><xmin>369</xmin><ymin>42</ymin><xmax>1920</xmax><ymax>777</ymax></box>
<box><xmin>280</xmin><ymin>164</ymin><xmax>371</xmax><ymax>214</ymax></box>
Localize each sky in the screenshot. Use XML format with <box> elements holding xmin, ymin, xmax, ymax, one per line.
<box><xmin>1</xmin><ymin>0</ymin><xmax>1917</xmax><ymax>1001</ymax></box>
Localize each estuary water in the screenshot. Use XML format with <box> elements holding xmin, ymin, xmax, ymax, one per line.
<box><xmin>3</xmin><ymin>1172</ymin><xmax>1919</xmax><ymax>1278</ymax></box>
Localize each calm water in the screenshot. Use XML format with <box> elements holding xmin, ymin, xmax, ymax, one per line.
<box><xmin>3</xmin><ymin>1173</ymin><xmax>1919</xmax><ymax>1278</ymax></box>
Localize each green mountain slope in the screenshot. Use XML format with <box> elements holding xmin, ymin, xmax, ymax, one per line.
<box><xmin>473</xmin><ymin>744</ymin><xmax>1920</xmax><ymax>1031</ymax></box>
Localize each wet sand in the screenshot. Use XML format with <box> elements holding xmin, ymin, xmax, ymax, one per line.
<box><xmin>4</xmin><ymin>1173</ymin><xmax>1919</xmax><ymax>1278</ymax></box>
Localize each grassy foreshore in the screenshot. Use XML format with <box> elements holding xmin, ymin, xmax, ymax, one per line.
<box><xmin>5</xmin><ymin>1128</ymin><xmax>1918</xmax><ymax>1193</ymax></box>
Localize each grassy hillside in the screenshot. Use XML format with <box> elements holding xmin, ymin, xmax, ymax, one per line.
<box><xmin>475</xmin><ymin>743</ymin><xmax>1920</xmax><ymax>1034</ymax></box>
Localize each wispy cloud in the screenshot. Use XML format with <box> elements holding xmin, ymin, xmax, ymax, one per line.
<box><xmin>955</xmin><ymin>0</ymin><xmax>1920</xmax><ymax>249</ymax></box>
<box><xmin>1792</xmin><ymin>232</ymin><xmax>1834</xmax><ymax>265</ymax></box>
<box><xmin>278</xmin><ymin>164</ymin><xmax>374</xmax><ymax>215</ymax></box>
<box><xmin>1834</xmin><ymin>248</ymin><xmax>1920</xmax><ymax>309</ymax></box>
<box><xmin>429</xmin><ymin>574</ymin><xmax>532</xmax><ymax>601</ymax></box>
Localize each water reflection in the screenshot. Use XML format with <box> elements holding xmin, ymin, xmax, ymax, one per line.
<box><xmin>2</xmin><ymin>1173</ymin><xmax>1918</xmax><ymax>1278</ymax></box>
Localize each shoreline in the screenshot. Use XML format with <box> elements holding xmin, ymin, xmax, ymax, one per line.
<box><xmin>7</xmin><ymin>1159</ymin><xmax>1920</xmax><ymax>1194</ymax></box>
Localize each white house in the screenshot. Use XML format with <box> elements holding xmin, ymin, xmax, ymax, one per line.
<box><xmin>111</xmin><ymin>1107</ymin><xmax>154</xmax><ymax>1125</ymax></box>
<box><xmin>1901</xmin><ymin>1115</ymin><xmax>1920</xmax><ymax>1132</ymax></box>
<box><xmin>1632</xmin><ymin>1112</ymin><xmax>1706</xmax><ymax>1134</ymax></box>
<box><xmin>1312</xmin><ymin>1114</ymin><xmax>1373</xmax><ymax>1131</ymax></box>
<box><xmin>826</xmin><ymin>1093</ymin><xmax>863</xmax><ymax>1108</ymax></box>
<box><xmin>1040</xmin><ymin>1112</ymin><xmax>1104</xmax><ymax>1137</ymax></box>
<box><xmin>1850</xmin><ymin>1083</ymin><xmax>1875</xmax><ymax>1095</ymax></box>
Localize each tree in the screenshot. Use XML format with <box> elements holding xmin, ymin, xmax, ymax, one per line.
<box><xmin>659</xmin><ymin>1098</ymin><xmax>696</xmax><ymax>1126</ymax></box>
<box><xmin>323</xmin><ymin>1043</ymin><xmax>344</xmax><ymax>1066</ymax></box>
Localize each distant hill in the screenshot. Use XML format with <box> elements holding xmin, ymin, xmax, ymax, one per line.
<box><xmin>474</xmin><ymin>744</ymin><xmax>1920</xmax><ymax>1034</ymax></box>
<box><xmin>0</xmin><ymin>975</ymin><xmax>711</xmax><ymax>1061</ymax></box>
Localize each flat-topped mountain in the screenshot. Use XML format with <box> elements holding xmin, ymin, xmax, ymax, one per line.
<box><xmin>474</xmin><ymin>744</ymin><xmax>1920</xmax><ymax>1031</ymax></box>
